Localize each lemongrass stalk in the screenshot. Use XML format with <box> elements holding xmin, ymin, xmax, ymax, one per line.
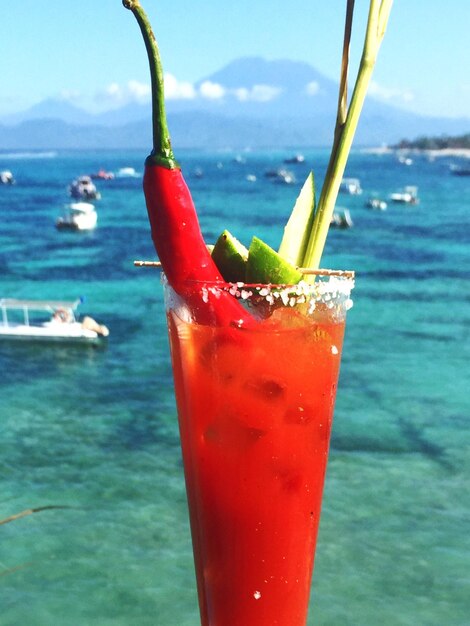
<box><xmin>302</xmin><ymin>0</ymin><xmax>393</xmax><ymax>269</ymax></box>
<box><xmin>336</xmin><ymin>0</ymin><xmax>355</xmax><ymax>133</ymax></box>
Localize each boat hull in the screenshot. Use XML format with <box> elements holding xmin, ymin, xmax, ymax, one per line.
<box><xmin>0</xmin><ymin>323</ymin><xmax>103</xmax><ymax>344</ymax></box>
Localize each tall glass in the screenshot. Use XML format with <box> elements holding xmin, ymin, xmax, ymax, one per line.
<box><xmin>163</xmin><ymin>273</ymin><xmax>354</xmax><ymax>626</ymax></box>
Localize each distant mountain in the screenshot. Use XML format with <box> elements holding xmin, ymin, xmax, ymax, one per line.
<box><xmin>1</xmin><ymin>98</ymin><xmax>95</xmax><ymax>127</ymax></box>
<box><xmin>0</xmin><ymin>57</ymin><xmax>468</xmax><ymax>149</ymax></box>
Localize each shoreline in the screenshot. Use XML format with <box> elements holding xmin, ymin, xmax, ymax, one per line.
<box><xmin>362</xmin><ymin>146</ymin><xmax>470</xmax><ymax>159</ymax></box>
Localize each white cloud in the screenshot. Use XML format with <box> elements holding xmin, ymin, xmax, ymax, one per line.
<box><xmin>233</xmin><ymin>87</ymin><xmax>249</xmax><ymax>102</ymax></box>
<box><xmin>368</xmin><ymin>80</ymin><xmax>414</xmax><ymax>104</ymax></box>
<box><xmin>95</xmin><ymin>81</ymin><xmax>151</xmax><ymax>106</ymax></box>
<box><xmin>199</xmin><ymin>80</ymin><xmax>226</xmax><ymax>100</ymax></box>
<box><xmin>305</xmin><ymin>81</ymin><xmax>320</xmax><ymax>96</ymax></box>
<box><xmin>250</xmin><ymin>84</ymin><xmax>282</xmax><ymax>102</ymax></box>
<box><xmin>197</xmin><ymin>81</ymin><xmax>282</xmax><ymax>103</ymax></box>
<box><xmin>232</xmin><ymin>84</ymin><xmax>281</xmax><ymax>102</ymax></box>
<box><xmin>102</xmin><ymin>82</ymin><xmax>124</xmax><ymax>102</ymax></box>
<box><xmin>164</xmin><ymin>73</ymin><xmax>196</xmax><ymax>100</ymax></box>
<box><xmin>92</xmin><ymin>76</ymin><xmax>284</xmax><ymax>108</ymax></box>
<box><xmin>127</xmin><ymin>80</ymin><xmax>151</xmax><ymax>102</ymax></box>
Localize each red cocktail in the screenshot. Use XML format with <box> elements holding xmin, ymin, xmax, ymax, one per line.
<box><xmin>164</xmin><ymin>276</ymin><xmax>353</xmax><ymax>626</ymax></box>
<box><xmin>121</xmin><ymin>2</ymin><xmax>391</xmax><ymax>622</ymax></box>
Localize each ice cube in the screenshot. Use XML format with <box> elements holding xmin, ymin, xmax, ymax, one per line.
<box><xmin>198</xmin><ymin>330</ymin><xmax>245</xmax><ymax>383</ymax></box>
<box><xmin>264</xmin><ymin>306</ymin><xmax>313</xmax><ymax>330</ymax></box>
<box><xmin>244</xmin><ymin>377</ymin><xmax>286</xmax><ymax>402</ymax></box>
<box><xmin>204</xmin><ymin>414</ymin><xmax>267</xmax><ymax>449</ymax></box>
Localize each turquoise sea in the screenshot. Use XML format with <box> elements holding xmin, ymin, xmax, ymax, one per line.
<box><xmin>1</xmin><ymin>147</ymin><xmax>469</xmax><ymax>625</ymax></box>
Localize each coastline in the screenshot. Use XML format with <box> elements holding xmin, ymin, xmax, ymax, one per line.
<box><xmin>362</xmin><ymin>146</ymin><xmax>470</xmax><ymax>159</ymax></box>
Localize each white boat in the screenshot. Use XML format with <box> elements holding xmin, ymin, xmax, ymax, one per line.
<box><xmin>68</xmin><ymin>175</ymin><xmax>101</xmax><ymax>200</ymax></box>
<box><xmin>0</xmin><ymin>298</ymin><xmax>109</xmax><ymax>344</ymax></box>
<box><xmin>116</xmin><ymin>167</ymin><xmax>139</xmax><ymax>178</ymax></box>
<box><xmin>0</xmin><ymin>170</ymin><xmax>15</xmax><ymax>184</ymax></box>
<box><xmin>397</xmin><ymin>155</ymin><xmax>413</xmax><ymax>165</ymax></box>
<box><xmin>331</xmin><ymin>208</ymin><xmax>353</xmax><ymax>229</ymax></box>
<box><xmin>365</xmin><ymin>197</ymin><xmax>387</xmax><ymax>210</ymax></box>
<box><xmin>264</xmin><ymin>168</ymin><xmax>296</xmax><ymax>184</ymax></box>
<box><xmin>450</xmin><ymin>164</ymin><xmax>470</xmax><ymax>177</ymax></box>
<box><xmin>340</xmin><ymin>177</ymin><xmax>362</xmax><ymax>195</ymax></box>
<box><xmin>284</xmin><ymin>154</ymin><xmax>305</xmax><ymax>164</ymax></box>
<box><xmin>389</xmin><ymin>185</ymin><xmax>419</xmax><ymax>204</ymax></box>
<box><xmin>56</xmin><ymin>202</ymin><xmax>97</xmax><ymax>231</ymax></box>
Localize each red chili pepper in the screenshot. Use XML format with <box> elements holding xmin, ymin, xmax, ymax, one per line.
<box><xmin>123</xmin><ymin>0</ymin><xmax>251</xmax><ymax>326</ymax></box>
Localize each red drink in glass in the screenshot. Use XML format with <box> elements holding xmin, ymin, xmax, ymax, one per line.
<box><xmin>164</xmin><ymin>277</ymin><xmax>353</xmax><ymax>626</ymax></box>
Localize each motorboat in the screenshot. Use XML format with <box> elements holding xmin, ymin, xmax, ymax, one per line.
<box><xmin>56</xmin><ymin>202</ymin><xmax>97</xmax><ymax>231</ymax></box>
<box><xmin>331</xmin><ymin>208</ymin><xmax>353</xmax><ymax>229</ymax></box>
<box><xmin>0</xmin><ymin>170</ymin><xmax>15</xmax><ymax>184</ymax></box>
<box><xmin>365</xmin><ymin>197</ymin><xmax>387</xmax><ymax>210</ymax></box>
<box><xmin>397</xmin><ymin>155</ymin><xmax>413</xmax><ymax>165</ymax></box>
<box><xmin>68</xmin><ymin>175</ymin><xmax>101</xmax><ymax>200</ymax></box>
<box><xmin>389</xmin><ymin>185</ymin><xmax>419</xmax><ymax>204</ymax></box>
<box><xmin>116</xmin><ymin>167</ymin><xmax>139</xmax><ymax>178</ymax></box>
<box><xmin>450</xmin><ymin>164</ymin><xmax>470</xmax><ymax>176</ymax></box>
<box><xmin>264</xmin><ymin>168</ymin><xmax>296</xmax><ymax>184</ymax></box>
<box><xmin>340</xmin><ymin>177</ymin><xmax>362</xmax><ymax>195</ymax></box>
<box><xmin>283</xmin><ymin>154</ymin><xmax>305</xmax><ymax>164</ymax></box>
<box><xmin>0</xmin><ymin>298</ymin><xmax>109</xmax><ymax>344</ymax></box>
<box><xmin>90</xmin><ymin>168</ymin><xmax>115</xmax><ymax>180</ymax></box>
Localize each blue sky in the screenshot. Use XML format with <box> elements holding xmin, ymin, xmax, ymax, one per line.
<box><xmin>1</xmin><ymin>1</ymin><xmax>469</xmax><ymax>120</ymax></box>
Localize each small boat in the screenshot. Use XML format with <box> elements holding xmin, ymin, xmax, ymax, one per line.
<box><xmin>0</xmin><ymin>298</ymin><xmax>109</xmax><ymax>344</ymax></box>
<box><xmin>90</xmin><ymin>169</ymin><xmax>114</xmax><ymax>180</ymax></box>
<box><xmin>450</xmin><ymin>164</ymin><xmax>470</xmax><ymax>176</ymax></box>
<box><xmin>397</xmin><ymin>155</ymin><xmax>413</xmax><ymax>165</ymax></box>
<box><xmin>389</xmin><ymin>185</ymin><xmax>419</xmax><ymax>204</ymax></box>
<box><xmin>56</xmin><ymin>202</ymin><xmax>97</xmax><ymax>231</ymax></box>
<box><xmin>68</xmin><ymin>175</ymin><xmax>101</xmax><ymax>200</ymax></box>
<box><xmin>331</xmin><ymin>208</ymin><xmax>353</xmax><ymax>229</ymax></box>
<box><xmin>264</xmin><ymin>168</ymin><xmax>296</xmax><ymax>184</ymax></box>
<box><xmin>284</xmin><ymin>154</ymin><xmax>305</xmax><ymax>164</ymax></box>
<box><xmin>116</xmin><ymin>167</ymin><xmax>139</xmax><ymax>178</ymax></box>
<box><xmin>340</xmin><ymin>177</ymin><xmax>362</xmax><ymax>195</ymax></box>
<box><xmin>0</xmin><ymin>170</ymin><xmax>15</xmax><ymax>185</ymax></box>
<box><xmin>365</xmin><ymin>197</ymin><xmax>387</xmax><ymax>211</ymax></box>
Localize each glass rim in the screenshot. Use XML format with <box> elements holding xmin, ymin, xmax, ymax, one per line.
<box><xmin>161</xmin><ymin>271</ymin><xmax>355</xmax><ymax>301</ymax></box>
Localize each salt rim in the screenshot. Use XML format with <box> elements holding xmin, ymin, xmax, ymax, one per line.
<box><xmin>200</xmin><ymin>276</ymin><xmax>354</xmax><ymax>311</ymax></box>
<box><xmin>162</xmin><ymin>272</ymin><xmax>355</xmax><ymax>317</ymax></box>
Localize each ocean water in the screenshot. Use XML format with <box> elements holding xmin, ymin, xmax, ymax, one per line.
<box><xmin>0</xmin><ymin>148</ymin><xmax>469</xmax><ymax>626</ymax></box>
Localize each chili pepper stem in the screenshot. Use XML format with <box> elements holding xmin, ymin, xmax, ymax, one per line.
<box><xmin>123</xmin><ymin>0</ymin><xmax>179</xmax><ymax>168</ymax></box>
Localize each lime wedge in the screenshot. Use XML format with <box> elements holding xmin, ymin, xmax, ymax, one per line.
<box><xmin>246</xmin><ymin>237</ymin><xmax>303</xmax><ymax>284</ymax></box>
<box><xmin>211</xmin><ymin>230</ymin><xmax>248</xmax><ymax>282</ymax></box>
<box><xmin>278</xmin><ymin>171</ymin><xmax>316</xmax><ymax>267</ymax></box>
